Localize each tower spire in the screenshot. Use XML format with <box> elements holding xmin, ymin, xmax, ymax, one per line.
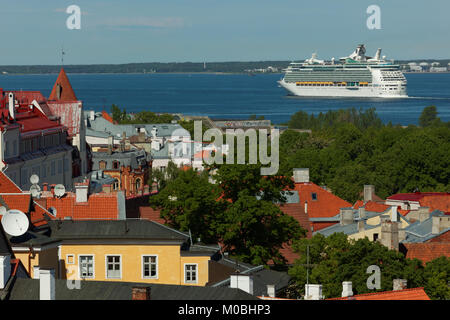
<box><xmin>61</xmin><ymin>46</ymin><xmax>65</xmax><ymax>66</ymax></box>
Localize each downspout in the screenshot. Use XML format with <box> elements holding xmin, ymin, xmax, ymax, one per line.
<box><xmin>28</xmin><ymin>246</ymin><xmax>36</xmax><ymax>278</ymax></box>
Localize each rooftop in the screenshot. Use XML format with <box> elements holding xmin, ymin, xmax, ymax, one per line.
<box><xmin>327</xmin><ymin>287</ymin><xmax>430</xmax><ymax>300</ymax></box>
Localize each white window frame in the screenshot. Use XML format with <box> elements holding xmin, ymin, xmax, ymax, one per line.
<box><xmin>141</xmin><ymin>255</ymin><xmax>158</xmax><ymax>279</ymax></box>
<box><xmin>66</xmin><ymin>254</ymin><xmax>75</xmax><ymax>265</ymax></box>
<box><xmin>184</xmin><ymin>263</ymin><xmax>198</xmax><ymax>284</ymax></box>
<box><xmin>105</xmin><ymin>254</ymin><xmax>122</xmax><ymax>279</ymax></box>
<box><xmin>78</xmin><ymin>254</ymin><xmax>95</xmax><ymax>279</ymax></box>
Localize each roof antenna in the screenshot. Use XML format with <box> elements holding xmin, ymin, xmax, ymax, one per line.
<box><xmin>61</xmin><ymin>46</ymin><xmax>66</xmax><ymax>66</ymax></box>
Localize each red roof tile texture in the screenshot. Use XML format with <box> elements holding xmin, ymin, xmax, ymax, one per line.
<box><xmin>327</xmin><ymin>287</ymin><xmax>430</xmax><ymax>300</ymax></box>
<box><xmin>428</xmin><ymin>230</ymin><xmax>450</xmax><ymax>243</ymax></box>
<box><xmin>49</xmin><ymin>68</ymin><xmax>78</xmax><ymax>102</ymax></box>
<box><xmin>139</xmin><ymin>206</ymin><xmax>166</xmax><ymax>224</ymax></box>
<box><xmin>293</xmin><ymin>182</ymin><xmax>351</xmax><ymax>218</ymax></box>
<box><xmin>403</xmin><ymin>243</ymin><xmax>450</xmax><ymax>263</ymax></box>
<box><xmin>102</xmin><ymin>110</ymin><xmax>116</xmax><ymax>124</ymax></box>
<box><xmin>0</xmin><ymin>172</ymin><xmax>22</xmax><ymax>193</ymax></box>
<box><xmin>35</xmin><ymin>192</ymin><xmax>120</xmax><ymax>220</ymax></box>
<box><xmin>388</xmin><ymin>193</ymin><xmax>450</xmax><ymax>212</ymax></box>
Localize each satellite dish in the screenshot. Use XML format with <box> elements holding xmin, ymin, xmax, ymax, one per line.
<box><xmin>54</xmin><ymin>184</ymin><xmax>66</xmax><ymax>198</ymax></box>
<box><xmin>48</xmin><ymin>207</ymin><xmax>57</xmax><ymax>217</ymax></box>
<box><xmin>1</xmin><ymin>209</ymin><xmax>29</xmax><ymax>237</ymax></box>
<box><xmin>30</xmin><ymin>174</ymin><xmax>39</xmax><ymax>185</ymax></box>
<box><xmin>0</xmin><ymin>206</ymin><xmax>6</xmax><ymax>216</ymax></box>
<box><xmin>30</xmin><ymin>184</ymin><xmax>41</xmax><ymax>198</ymax></box>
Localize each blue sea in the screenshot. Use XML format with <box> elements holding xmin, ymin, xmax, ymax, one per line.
<box><xmin>1</xmin><ymin>72</ymin><xmax>449</xmax><ymax>125</ymax></box>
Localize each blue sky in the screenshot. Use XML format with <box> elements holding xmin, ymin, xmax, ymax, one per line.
<box><xmin>0</xmin><ymin>0</ymin><xmax>449</xmax><ymax>64</ymax></box>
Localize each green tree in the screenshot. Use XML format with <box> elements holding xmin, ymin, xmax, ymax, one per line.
<box><xmin>419</xmin><ymin>105</ymin><xmax>440</xmax><ymax>127</ymax></box>
<box><xmin>423</xmin><ymin>257</ymin><xmax>450</xmax><ymax>300</ymax></box>
<box><xmin>288</xmin><ymin>234</ymin><xmax>432</xmax><ymax>299</ymax></box>
<box><xmin>149</xmin><ymin>168</ymin><xmax>224</xmax><ymax>243</ymax></box>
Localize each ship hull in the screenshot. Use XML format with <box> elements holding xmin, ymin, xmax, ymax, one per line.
<box><xmin>278</xmin><ymin>80</ymin><xmax>408</xmax><ymax>98</ymax></box>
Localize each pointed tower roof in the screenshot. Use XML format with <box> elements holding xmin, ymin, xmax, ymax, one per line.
<box><xmin>49</xmin><ymin>68</ymin><xmax>78</xmax><ymax>101</ymax></box>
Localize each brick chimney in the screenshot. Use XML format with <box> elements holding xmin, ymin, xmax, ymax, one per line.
<box><xmin>380</xmin><ymin>221</ymin><xmax>399</xmax><ymax>251</ymax></box>
<box><xmin>340</xmin><ymin>208</ymin><xmax>354</xmax><ymax>226</ymax></box>
<box><xmin>75</xmin><ymin>181</ymin><xmax>90</xmax><ymax>203</ymax></box>
<box><xmin>341</xmin><ymin>281</ymin><xmax>353</xmax><ymax>298</ymax></box>
<box><xmin>132</xmin><ymin>286</ymin><xmax>151</xmax><ymax>300</ymax></box>
<box><xmin>304</xmin><ymin>284</ymin><xmax>323</xmax><ymax>300</ymax></box>
<box><xmin>39</xmin><ymin>268</ymin><xmax>55</xmax><ymax>300</ymax></box>
<box><xmin>393</xmin><ymin>279</ymin><xmax>407</xmax><ymax>291</ymax></box>
<box><xmin>293</xmin><ymin>168</ymin><xmax>309</xmax><ymax>183</ymax></box>
<box><xmin>42</xmin><ymin>183</ymin><xmax>48</xmax><ymax>192</ymax></box>
<box><xmin>230</xmin><ymin>273</ymin><xmax>254</xmax><ymax>295</ymax></box>
<box><xmin>364</xmin><ymin>185</ymin><xmax>375</xmax><ymax>203</ymax></box>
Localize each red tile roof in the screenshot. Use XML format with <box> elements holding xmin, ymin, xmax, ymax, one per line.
<box><xmin>9</xmin><ymin>91</ymin><xmax>47</xmax><ymax>104</ymax></box>
<box><xmin>0</xmin><ymin>194</ymin><xmax>32</xmax><ymax>213</ymax></box>
<box><xmin>102</xmin><ymin>110</ymin><xmax>117</xmax><ymax>124</ymax></box>
<box><xmin>139</xmin><ymin>206</ymin><xmax>166</xmax><ymax>224</ymax></box>
<box><xmin>327</xmin><ymin>287</ymin><xmax>430</xmax><ymax>300</ymax></box>
<box><xmin>49</xmin><ymin>68</ymin><xmax>78</xmax><ymax>101</ymax></box>
<box><xmin>34</xmin><ymin>192</ymin><xmax>120</xmax><ymax>220</ymax></box>
<box><xmin>387</xmin><ymin>192</ymin><xmax>450</xmax><ymax>212</ymax></box>
<box><xmin>353</xmin><ymin>200</ymin><xmax>409</xmax><ymax>216</ymax></box>
<box><xmin>46</xmin><ymin>101</ymin><xmax>83</xmax><ymax>137</ymax></box>
<box><xmin>0</xmin><ymin>172</ymin><xmax>22</xmax><ymax>193</ymax></box>
<box><xmin>428</xmin><ymin>230</ymin><xmax>450</xmax><ymax>243</ymax></box>
<box><xmin>403</xmin><ymin>243</ymin><xmax>450</xmax><ymax>263</ymax></box>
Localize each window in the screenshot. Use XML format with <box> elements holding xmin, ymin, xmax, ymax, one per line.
<box><xmin>135</xmin><ymin>178</ymin><xmax>141</xmax><ymax>191</ymax></box>
<box><xmin>66</xmin><ymin>254</ymin><xmax>75</xmax><ymax>265</ymax></box>
<box><xmin>112</xmin><ymin>161</ymin><xmax>119</xmax><ymax>169</ymax></box>
<box><xmin>184</xmin><ymin>264</ymin><xmax>197</xmax><ymax>284</ymax></box>
<box><xmin>142</xmin><ymin>255</ymin><xmax>158</xmax><ymax>279</ymax></box>
<box><xmin>311</xmin><ymin>193</ymin><xmax>317</xmax><ymax>201</ymax></box>
<box><xmin>106</xmin><ymin>255</ymin><xmax>121</xmax><ymax>279</ymax></box>
<box><xmin>373</xmin><ymin>233</ymin><xmax>379</xmax><ymax>242</ymax></box>
<box><xmin>64</xmin><ymin>158</ymin><xmax>69</xmax><ymax>172</ymax></box>
<box><xmin>41</xmin><ymin>164</ymin><xmax>47</xmax><ymax>179</ymax></box>
<box><xmin>113</xmin><ymin>179</ymin><xmax>119</xmax><ymax>191</ymax></box>
<box><xmin>99</xmin><ymin>161</ymin><xmax>107</xmax><ymax>170</ymax></box>
<box><xmin>58</xmin><ymin>159</ymin><xmax>63</xmax><ymax>174</ymax></box>
<box><xmin>51</xmin><ymin>161</ymin><xmax>56</xmax><ymax>176</ymax></box>
<box><xmin>79</xmin><ymin>255</ymin><xmax>94</xmax><ymax>278</ymax></box>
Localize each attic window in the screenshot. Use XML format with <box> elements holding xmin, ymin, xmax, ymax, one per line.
<box><xmin>311</xmin><ymin>193</ymin><xmax>317</xmax><ymax>201</ymax></box>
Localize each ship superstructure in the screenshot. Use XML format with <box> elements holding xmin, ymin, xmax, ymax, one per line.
<box><xmin>279</xmin><ymin>45</ymin><xmax>407</xmax><ymax>98</ymax></box>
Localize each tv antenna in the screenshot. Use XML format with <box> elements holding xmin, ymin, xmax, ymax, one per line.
<box><xmin>54</xmin><ymin>184</ymin><xmax>66</xmax><ymax>198</ymax></box>
<box><xmin>1</xmin><ymin>209</ymin><xmax>30</xmax><ymax>237</ymax></box>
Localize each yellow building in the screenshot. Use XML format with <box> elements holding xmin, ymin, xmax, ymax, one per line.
<box><xmin>51</xmin><ymin>220</ymin><xmax>213</xmax><ymax>286</ymax></box>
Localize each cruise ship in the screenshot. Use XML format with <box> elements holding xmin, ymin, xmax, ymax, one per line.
<box><xmin>278</xmin><ymin>45</ymin><xmax>407</xmax><ymax>98</ymax></box>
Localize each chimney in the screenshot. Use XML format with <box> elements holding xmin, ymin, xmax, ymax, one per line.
<box><xmin>363</xmin><ymin>185</ymin><xmax>375</xmax><ymax>203</ymax></box>
<box><xmin>107</xmin><ymin>136</ymin><xmax>114</xmax><ymax>155</ymax></box>
<box><xmin>304</xmin><ymin>284</ymin><xmax>323</xmax><ymax>300</ymax></box>
<box><xmin>0</xmin><ymin>254</ymin><xmax>11</xmax><ymax>289</ymax></box>
<box><xmin>293</xmin><ymin>168</ymin><xmax>309</xmax><ymax>183</ymax></box>
<box><xmin>102</xmin><ymin>184</ymin><xmax>112</xmax><ymax>194</ymax></box>
<box><xmin>33</xmin><ymin>266</ymin><xmax>40</xmax><ymax>279</ymax></box>
<box><xmin>391</xmin><ymin>206</ymin><xmax>398</xmax><ymax>222</ymax></box>
<box><xmin>393</xmin><ymin>279</ymin><xmax>407</xmax><ymax>291</ymax></box>
<box><xmin>380</xmin><ymin>221</ymin><xmax>399</xmax><ymax>251</ymax></box>
<box><xmin>89</xmin><ymin>110</ymin><xmax>95</xmax><ymax>121</ymax></box>
<box><xmin>39</xmin><ymin>268</ymin><xmax>55</xmax><ymax>300</ymax></box>
<box><xmin>42</xmin><ymin>183</ymin><xmax>48</xmax><ymax>191</ymax></box>
<box><xmin>132</xmin><ymin>286</ymin><xmax>151</xmax><ymax>300</ymax></box>
<box><xmin>357</xmin><ymin>220</ymin><xmax>365</xmax><ymax>232</ymax></box>
<box><xmin>75</xmin><ymin>182</ymin><xmax>89</xmax><ymax>203</ymax></box>
<box><xmin>8</xmin><ymin>92</ymin><xmax>15</xmax><ymax>120</ymax></box>
<box><xmin>266</xmin><ymin>284</ymin><xmax>275</xmax><ymax>298</ymax></box>
<box><xmin>341</xmin><ymin>281</ymin><xmax>353</xmax><ymax>298</ymax></box>
<box><xmin>230</xmin><ymin>273</ymin><xmax>253</xmax><ymax>295</ymax></box>
<box><xmin>340</xmin><ymin>208</ymin><xmax>354</xmax><ymax>226</ymax></box>
<box><xmin>432</xmin><ymin>215</ymin><xmax>450</xmax><ymax>235</ymax></box>
<box><xmin>358</xmin><ymin>207</ymin><xmax>366</xmax><ymax>219</ymax></box>
<box><xmin>418</xmin><ymin>207</ymin><xmax>430</xmax><ymax>222</ymax></box>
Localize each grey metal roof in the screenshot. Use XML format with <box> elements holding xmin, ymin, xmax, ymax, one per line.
<box><xmin>91</xmin><ymin>149</ymin><xmax>151</xmax><ymax>170</ymax></box>
<box><xmin>8</xmin><ymin>278</ymin><xmax>257</xmax><ymax>300</ymax></box>
<box><xmin>402</xmin><ymin>210</ymin><xmax>449</xmax><ymax>243</ymax></box>
<box><xmin>86</xmin><ymin>113</ymin><xmax>190</xmax><ymax>139</ymax></box>
<box><xmin>47</xmin><ymin>219</ymin><xmax>189</xmax><ymax>241</ymax></box>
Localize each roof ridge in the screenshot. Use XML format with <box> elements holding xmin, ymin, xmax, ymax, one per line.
<box><xmin>328</xmin><ymin>287</ymin><xmax>427</xmax><ymax>299</ymax></box>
